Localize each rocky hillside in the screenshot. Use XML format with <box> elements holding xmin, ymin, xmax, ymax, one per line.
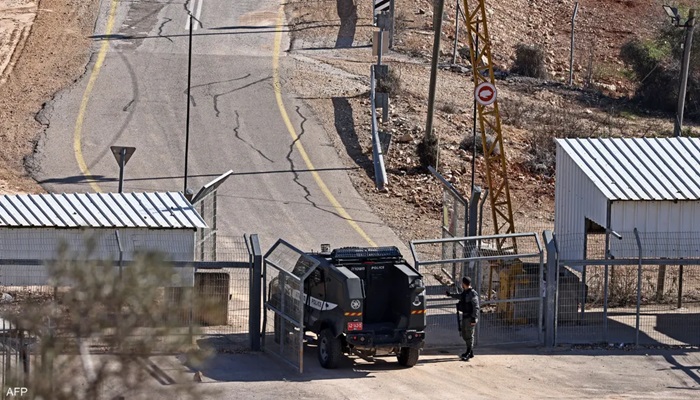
<box><xmin>281</xmin><ymin>0</ymin><xmax>697</xmax><ymax>243</ymax></box>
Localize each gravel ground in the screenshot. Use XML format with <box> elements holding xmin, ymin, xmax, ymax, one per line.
<box><xmin>279</xmin><ymin>0</ymin><xmax>684</xmax><ymax>246</ymax></box>
<box><xmin>0</xmin><ymin>0</ymin><xmax>99</xmax><ymax>195</ymax></box>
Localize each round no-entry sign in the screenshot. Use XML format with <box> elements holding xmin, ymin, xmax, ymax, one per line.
<box><xmin>475</xmin><ymin>82</ymin><xmax>497</xmax><ymax>106</ymax></box>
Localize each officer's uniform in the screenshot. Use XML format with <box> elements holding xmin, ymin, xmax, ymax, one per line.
<box><xmin>448</xmin><ymin>287</ymin><xmax>480</xmax><ymax>359</ymax></box>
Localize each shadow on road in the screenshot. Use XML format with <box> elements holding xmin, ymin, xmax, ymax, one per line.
<box><xmin>331</xmin><ymin>97</ymin><xmax>373</xmax><ymax>180</ymax></box>
<box><xmin>664</xmin><ymin>353</ymin><xmax>700</xmax><ymax>387</ymax></box>
<box><xmin>37</xmin><ymin>168</ymin><xmax>360</xmax><ymax>186</ymax></box>
<box><xmin>335</xmin><ymin>0</ymin><xmax>357</xmax><ymax>48</ymax></box>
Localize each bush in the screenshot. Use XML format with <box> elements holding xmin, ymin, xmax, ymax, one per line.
<box><xmin>418</xmin><ymin>133</ymin><xmax>439</xmax><ymax>168</ymax></box>
<box><xmin>460</xmin><ymin>133</ymin><xmax>497</xmax><ymax>156</ymax></box>
<box><xmin>500</xmin><ymin>96</ymin><xmax>531</xmax><ymax>128</ymax></box>
<box><xmin>620</xmin><ymin>28</ymin><xmax>700</xmax><ymax>120</ymax></box>
<box><xmin>511</xmin><ymin>44</ymin><xmax>547</xmax><ymax>79</ymax></box>
<box><xmin>377</xmin><ymin>67</ymin><xmax>402</xmax><ymax>97</ymax></box>
<box><xmin>523</xmin><ymin>108</ymin><xmax>585</xmax><ymax>175</ymax></box>
<box><xmin>13</xmin><ymin>240</ymin><xmax>213</xmax><ymax>399</ymax></box>
<box><xmin>439</xmin><ymin>102</ymin><xmax>458</xmax><ymax>114</ymax></box>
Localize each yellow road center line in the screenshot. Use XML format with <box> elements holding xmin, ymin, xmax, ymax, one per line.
<box><xmin>272</xmin><ymin>5</ymin><xmax>377</xmax><ymax>247</ymax></box>
<box><xmin>73</xmin><ymin>0</ymin><xmax>119</xmax><ymax>193</ymax></box>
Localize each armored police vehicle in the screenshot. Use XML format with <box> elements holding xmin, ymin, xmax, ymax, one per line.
<box><xmin>270</xmin><ymin>246</ymin><xmax>426</xmax><ymax>369</ymax></box>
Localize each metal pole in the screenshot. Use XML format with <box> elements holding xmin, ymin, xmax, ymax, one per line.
<box><xmin>603</xmin><ymin>203</ymin><xmax>611</xmax><ymax>343</ymax></box>
<box><xmin>677</xmin><ymin>264</ymin><xmax>684</xmax><ymax>309</ymax></box>
<box><xmin>115</xmin><ymin>230</ymin><xmax>123</xmax><ymax>281</ymax></box>
<box><xmin>538</xmin><ymin>240</ymin><xmax>545</xmax><ymax>343</ymax></box>
<box><xmin>212</xmin><ymin>191</ymin><xmax>218</xmax><ymax>261</ymax></box>
<box><xmin>184</xmin><ymin>13</ymin><xmax>193</xmax><ymax>193</ymax></box>
<box><xmin>425</xmin><ymin>0</ymin><xmax>445</xmax><ymax>143</ymax></box>
<box><xmin>249</xmin><ymin>234</ymin><xmax>263</xmax><ymax>351</ymax></box>
<box><xmin>452</xmin><ymin>0</ymin><xmax>460</xmax><ymax>65</ymax></box>
<box><xmin>118</xmin><ymin>148</ymin><xmax>126</xmax><ymax>193</ymax></box>
<box><xmin>378</xmin><ymin>28</ymin><xmax>384</xmax><ymax>65</ymax></box>
<box><xmin>389</xmin><ymin>0</ymin><xmax>395</xmax><ymax>49</ymax></box>
<box><xmin>470</xmin><ymin>19</ymin><xmax>479</xmax><ymax>195</ymax></box>
<box><xmin>543</xmin><ymin>231</ymin><xmax>558</xmax><ymax>347</ymax></box>
<box><xmin>634</xmin><ymin>228</ymin><xmax>642</xmax><ymax>346</ymax></box>
<box><xmin>581</xmin><ymin>230</ymin><xmax>587</xmax><ymax>323</ymax></box>
<box><xmin>569</xmin><ymin>2</ymin><xmax>579</xmax><ymax>85</ymax></box>
<box><xmin>674</xmin><ymin>9</ymin><xmax>695</xmax><ymax>137</ymax></box>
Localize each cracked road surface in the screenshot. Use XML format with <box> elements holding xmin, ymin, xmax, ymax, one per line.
<box><xmin>33</xmin><ymin>0</ymin><xmax>403</xmax><ymax>251</ymax></box>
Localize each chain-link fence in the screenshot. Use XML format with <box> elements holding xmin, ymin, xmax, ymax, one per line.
<box><xmin>0</xmin><ymin>230</ymin><xmax>256</xmax><ymax>350</ymax></box>
<box><xmin>263</xmin><ymin>240</ymin><xmax>318</xmax><ymax>373</ymax></box>
<box><xmin>411</xmin><ymin>233</ymin><xmax>544</xmax><ymax>348</ymax></box>
<box><xmin>0</xmin><ymin>318</ymin><xmax>30</xmax><ymax>395</ymax></box>
<box><xmin>552</xmin><ymin>231</ymin><xmax>700</xmax><ymax>346</ymax></box>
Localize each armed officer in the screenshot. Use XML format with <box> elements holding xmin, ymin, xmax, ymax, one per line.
<box><xmin>446</xmin><ymin>276</ymin><xmax>480</xmax><ymax>361</ymax></box>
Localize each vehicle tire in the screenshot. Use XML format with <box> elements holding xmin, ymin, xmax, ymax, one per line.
<box><xmin>318</xmin><ymin>329</ymin><xmax>343</xmax><ymax>369</ymax></box>
<box><xmin>397</xmin><ymin>347</ymin><xmax>420</xmax><ymax>367</ymax></box>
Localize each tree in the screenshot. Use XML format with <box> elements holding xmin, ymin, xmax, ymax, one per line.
<box><xmin>8</xmin><ymin>240</ymin><xmax>216</xmax><ymax>400</ymax></box>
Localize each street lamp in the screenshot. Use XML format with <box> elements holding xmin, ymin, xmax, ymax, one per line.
<box><xmin>663</xmin><ymin>5</ymin><xmax>696</xmax><ymax>137</ymax></box>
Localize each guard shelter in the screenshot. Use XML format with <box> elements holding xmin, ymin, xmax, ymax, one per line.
<box><xmin>554</xmin><ymin>137</ymin><xmax>700</xmax><ymax>260</ymax></box>
<box><xmin>0</xmin><ymin>191</ymin><xmax>207</xmax><ymax>286</ymax></box>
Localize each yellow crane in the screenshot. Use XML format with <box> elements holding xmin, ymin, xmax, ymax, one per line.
<box><xmin>461</xmin><ymin>0</ymin><xmax>517</xmax><ymax>253</ymax></box>
<box><xmin>461</xmin><ymin>0</ymin><xmax>524</xmax><ymax>321</ymax></box>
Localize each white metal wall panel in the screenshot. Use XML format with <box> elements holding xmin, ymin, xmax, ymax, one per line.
<box><xmin>0</xmin><ymin>228</ymin><xmax>195</xmax><ymax>286</ymax></box>
<box><xmin>610</xmin><ymin>200</ymin><xmax>700</xmax><ymax>259</ymax></box>
<box><xmin>555</xmin><ymin>142</ymin><xmax>609</xmax><ymax>260</ymax></box>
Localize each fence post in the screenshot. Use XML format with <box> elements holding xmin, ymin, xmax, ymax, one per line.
<box><xmin>634</xmin><ymin>228</ymin><xmax>642</xmax><ymax>346</ymax></box>
<box><xmin>569</xmin><ymin>2</ymin><xmax>579</xmax><ymax>85</ymax></box>
<box><xmin>452</xmin><ymin>0</ymin><xmax>460</xmax><ymax>65</ymax></box>
<box><xmin>249</xmin><ymin>234</ymin><xmax>263</xmax><ymax>351</ymax></box>
<box><xmin>543</xmin><ymin>230</ymin><xmax>558</xmax><ymax>347</ymax></box>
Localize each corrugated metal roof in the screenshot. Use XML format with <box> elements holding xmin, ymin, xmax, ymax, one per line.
<box><xmin>0</xmin><ymin>192</ymin><xmax>207</xmax><ymax>229</ymax></box>
<box><xmin>556</xmin><ymin>137</ymin><xmax>700</xmax><ymax>201</ymax></box>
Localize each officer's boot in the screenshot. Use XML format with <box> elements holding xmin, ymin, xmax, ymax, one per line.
<box><xmin>462</xmin><ymin>346</ymin><xmax>472</xmax><ymax>361</ymax></box>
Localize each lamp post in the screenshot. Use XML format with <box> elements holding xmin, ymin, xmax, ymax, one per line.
<box><xmin>184</xmin><ymin>12</ymin><xmax>193</xmax><ymax>193</ymax></box>
<box><xmin>663</xmin><ymin>5</ymin><xmax>696</xmax><ymax>137</ymax></box>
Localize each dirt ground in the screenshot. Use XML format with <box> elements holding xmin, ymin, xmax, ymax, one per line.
<box><xmin>0</xmin><ymin>0</ymin><xmax>694</xmax><ymax>236</ymax></box>
<box><xmin>0</xmin><ymin>0</ymin><xmax>98</xmax><ymax>195</ymax></box>
<box><xmin>280</xmin><ymin>0</ymin><xmax>694</xmax><ymax>245</ymax></box>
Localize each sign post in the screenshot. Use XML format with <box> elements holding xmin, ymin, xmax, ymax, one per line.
<box><xmin>110</xmin><ymin>146</ymin><xmax>136</xmax><ymax>193</ymax></box>
<box><xmin>374</xmin><ymin>0</ymin><xmax>393</xmax><ymax>48</ymax></box>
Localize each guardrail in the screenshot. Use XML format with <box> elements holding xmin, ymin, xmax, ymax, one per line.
<box><xmin>370</xmin><ymin>64</ymin><xmax>388</xmax><ymax>191</ymax></box>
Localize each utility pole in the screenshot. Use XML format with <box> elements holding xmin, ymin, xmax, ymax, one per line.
<box><xmin>675</xmin><ymin>9</ymin><xmax>695</xmax><ymax>137</ymax></box>
<box><xmin>184</xmin><ymin>12</ymin><xmax>193</xmax><ymax>193</ymax></box>
<box><xmin>425</xmin><ymin>0</ymin><xmax>445</xmax><ymax>147</ymax></box>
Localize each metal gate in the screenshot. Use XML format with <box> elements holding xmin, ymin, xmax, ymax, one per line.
<box><xmin>0</xmin><ymin>319</ymin><xmax>30</xmax><ymax>398</ymax></box>
<box><xmin>262</xmin><ymin>240</ymin><xmax>320</xmax><ymax>373</ymax></box>
<box><xmin>546</xmin><ymin>230</ymin><xmax>700</xmax><ymax>347</ymax></box>
<box><xmin>410</xmin><ymin>233</ymin><xmax>544</xmax><ymax>347</ymax></box>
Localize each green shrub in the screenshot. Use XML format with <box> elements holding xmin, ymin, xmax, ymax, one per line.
<box><xmin>620</xmin><ymin>27</ymin><xmax>700</xmax><ymax>119</ymax></box>
<box><xmin>418</xmin><ymin>133</ymin><xmax>439</xmax><ymax>168</ymax></box>
<box><xmin>511</xmin><ymin>44</ymin><xmax>547</xmax><ymax>79</ymax></box>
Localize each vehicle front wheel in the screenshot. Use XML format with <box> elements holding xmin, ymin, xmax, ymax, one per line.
<box><xmin>397</xmin><ymin>347</ymin><xmax>420</xmax><ymax>367</ymax></box>
<box><xmin>318</xmin><ymin>329</ymin><xmax>343</xmax><ymax>369</ymax></box>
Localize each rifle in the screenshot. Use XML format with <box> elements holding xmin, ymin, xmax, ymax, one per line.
<box><xmin>456</xmin><ymin>303</ymin><xmax>462</xmax><ymax>332</ymax></box>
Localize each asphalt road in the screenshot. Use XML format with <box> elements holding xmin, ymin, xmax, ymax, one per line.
<box><xmin>104</xmin><ymin>347</ymin><xmax>700</xmax><ymax>399</ymax></box>
<box><xmin>33</xmin><ymin>0</ymin><xmax>404</xmax><ymax>253</ymax></box>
